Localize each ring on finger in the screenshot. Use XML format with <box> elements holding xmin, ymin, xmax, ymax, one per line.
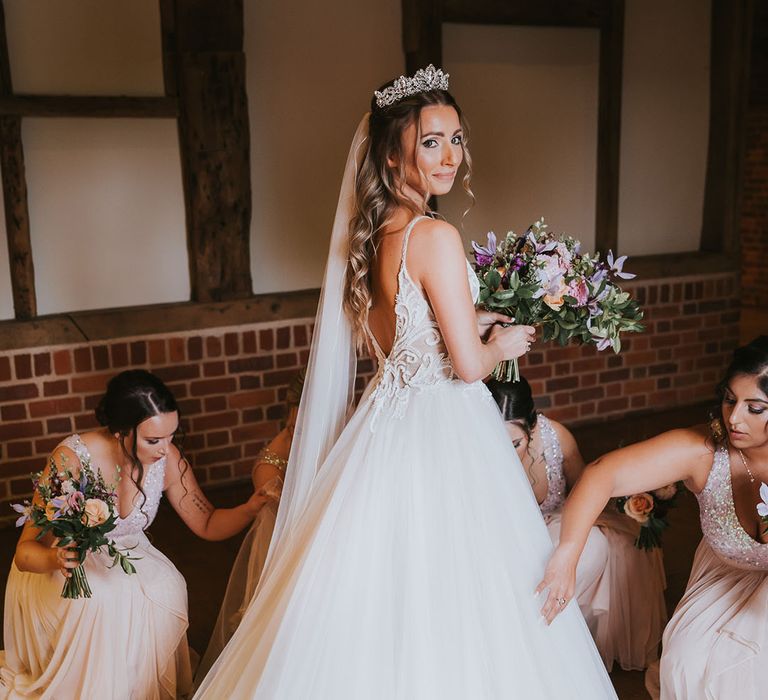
<box><xmin>556</xmin><ymin>596</ymin><xmax>567</xmax><ymax>607</ymax></box>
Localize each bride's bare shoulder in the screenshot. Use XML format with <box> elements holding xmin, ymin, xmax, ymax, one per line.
<box><xmin>408</xmin><ymin>218</ymin><xmax>464</xmax><ymax>265</ymax></box>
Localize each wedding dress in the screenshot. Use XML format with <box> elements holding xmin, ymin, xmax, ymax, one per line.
<box><xmin>194</xmin><ymin>215</ymin><xmax>617</xmax><ymax>699</ymax></box>
<box><xmin>0</xmin><ymin>435</ymin><xmax>193</xmax><ymax>699</ymax></box>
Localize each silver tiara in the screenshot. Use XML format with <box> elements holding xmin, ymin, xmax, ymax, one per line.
<box><xmin>374</xmin><ymin>65</ymin><xmax>450</xmax><ymax>109</ymax></box>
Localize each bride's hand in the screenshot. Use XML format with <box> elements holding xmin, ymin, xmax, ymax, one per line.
<box><xmin>535</xmin><ymin>544</ymin><xmax>578</xmax><ymax>625</ymax></box>
<box><xmin>475</xmin><ymin>310</ymin><xmax>514</xmax><ymax>340</ymax></box>
<box><xmin>487</xmin><ymin>324</ymin><xmax>536</xmax><ymax>361</ymax></box>
<box><xmin>256</xmin><ymin>476</ymin><xmax>283</xmax><ymax>503</ymax></box>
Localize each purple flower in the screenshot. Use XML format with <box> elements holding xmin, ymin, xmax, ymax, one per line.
<box><xmin>526</xmin><ymin>230</ymin><xmax>557</xmax><ymax>255</ymax></box>
<box><xmin>606</xmin><ymin>250</ymin><xmax>636</xmax><ymax>280</ymax></box>
<box><xmin>471</xmin><ymin>232</ymin><xmax>497</xmax><ymax>266</ymax></box>
<box><xmin>594</xmin><ymin>337</ymin><xmax>612</xmax><ymax>352</ymax></box>
<box><xmin>11</xmin><ymin>503</ymin><xmax>31</xmax><ymax>528</ymax></box>
<box><xmin>590</xmin><ymin>266</ymin><xmax>608</xmax><ymax>286</ymax></box>
<box><xmin>758</xmin><ymin>483</ymin><xmax>768</xmax><ymax>519</ymax></box>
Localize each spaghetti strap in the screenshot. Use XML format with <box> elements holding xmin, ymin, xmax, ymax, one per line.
<box><xmin>398</xmin><ymin>215</ymin><xmax>428</xmax><ymax>278</ymax></box>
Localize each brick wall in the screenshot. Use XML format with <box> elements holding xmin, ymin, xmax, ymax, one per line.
<box><xmin>0</xmin><ymin>270</ymin><xmax>739</xmax><ymax>524</ymax></box>
<box><xmin>741</xmin><ymin>104</ymin><xmax>768</xmax><ymax>308</ymax></box>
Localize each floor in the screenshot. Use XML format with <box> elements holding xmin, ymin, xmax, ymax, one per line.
<box><xmin>0</xmin><ymin>401</ymin><xmax>711</xmax><ymax>700</ymax></box>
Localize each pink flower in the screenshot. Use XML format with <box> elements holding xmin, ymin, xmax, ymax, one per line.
<box><xmin>624</xmin><ymin>493</ymin><xmax>655</xmax><ymax>523</ymax></box>
<box><xmin>567</xmin><ymin>278</ymin><xmax>589</xmax><ymax>307</ymax></box>
<box><xmin>653</xmin><ymin>484</ymin><xmax>677</xmax><ymax>501</ymax></box>
<box><xmin>81</xmin><ymin>499</ymin><xmax>110</xmax><ymax>527</ymax></box>
<box><xmin>67</xmin><ymin>490</ymin><xmax>85</xmax><ymax>512</ymax></box>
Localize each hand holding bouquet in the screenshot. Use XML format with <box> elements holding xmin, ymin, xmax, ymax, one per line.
<box><xmin>758</xmin><ymin>482</ymin><xmax>768</xmax><ymax>535</ymax></box>
<box><xmin>470</xmin><ymin>218</ymin><xmax>644</xmax><ymax>381</ymax></box>
<box><xmin>616</xmin><ymin>483</ymin><xmax>680</xmax><ymax>550</ymax></box>
<box><xmin>12</xmin><ymin>452</ymin><xmax>138</xmax><ymax>599</ymax></box>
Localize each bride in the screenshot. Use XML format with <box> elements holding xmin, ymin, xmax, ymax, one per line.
<box><xmin>195</xmin><ymin>66</ymin><xmax>617</xmax><ymax>699</ymax></box>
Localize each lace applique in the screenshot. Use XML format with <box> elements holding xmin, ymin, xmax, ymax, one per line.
<box><xmin>60</xmin><ymin>434</ymin><xmax>166</xmax><ymax>540</ymax></box>
<box><xmin>365</xmin><ymin>217</ymin><xmax>478</xmax><ymax>429</ymax></box>
<box><xmin>536</xmin><ymin>415</ymin><xmax>566</xmax><ymax>516</ymax></box>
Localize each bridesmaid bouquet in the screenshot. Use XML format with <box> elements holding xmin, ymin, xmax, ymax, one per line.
<box><xmin>616</xmin><ymin>484</ymin><xmax>679</xmax><ymax>550</ymax></box>
<box><xmin>12</xmin><ymin>453</ymin><xmax>138</xmax><ymax>599</ymax></box>
<box><xmin>758</xmin><ymin>482</ymin><xmax>768</xmax><ymax>534</ymax></box>
<box><xmin>470</xmin><ymin>218</ymin><xmax>644</xmax><ymax>381</ymax></box>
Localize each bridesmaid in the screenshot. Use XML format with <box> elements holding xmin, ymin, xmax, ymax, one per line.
<box><xmin>0</xmin><ymin>369</ymin><xmax>270</xmax><ymax>699</ymax></box>
<box><xmin>488</xmin><ymin>377</ymin><xmax>667</xmax><ymax>671</ymax></box>
<box><xmin>197</xmin><ymin>369</ymin><xmax>304</xmax><ymax>682</ymax></box>
<box><xmin>538</xmin><ymin>336</ymin><xmax>768</xmax><ymax>699</ymax></box>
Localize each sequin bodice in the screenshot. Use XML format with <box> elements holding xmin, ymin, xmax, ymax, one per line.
<box><xmin>61</xmin><ymin>434</ymin><xmax>166</xmax><ymax>540</ymax></box>
<box><xmin>366</xmin><ymin>216</ymin><xmax>481</xmax><ymax>423</ymax></box>
<box><xmin>536</xmin><ymin>414</ymin><xmax>567</xmax><ymax>516</ymax></box>
<box><xmin>696</xmin><ymin>445</ymin><xmax>768</xmax><ymax>571</ymax></box>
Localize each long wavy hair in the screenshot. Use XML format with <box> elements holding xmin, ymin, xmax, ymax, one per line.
<box><xmin>343</xmin><ymin>81</ymin><xmax>474</xmax><ymax>346</ymax></box>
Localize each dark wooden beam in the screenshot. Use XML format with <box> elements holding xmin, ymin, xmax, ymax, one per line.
<box><xmin>0</xmin><ymin>2</ymin><xmax>36</xmax><ymax>319</ymax></box>
<box><xmin>594</xmin><ymin>0</ymin><xmax>624</xmax><ymax>255</ymax></box>
<box><xmin>442</xmin><ymin>0</ymin><xmax>602</xmax><ymax>27</ymax></box>
<box><xmin>163</xmin><ymin>0</ymin><xmax>253</xmax><ymax>303</ymax></box>
<box><xmin>402</xmin><ymin>0</ymin><xmax>443</xmax><ymax>75</ymax></box>
<box><xmin>701</xmin><ymin>0</ymin><xmax>753</xmax><ymax>254</ymax></box>
<box><xmin>0</xmin><ymin>95</ymin><xmax>178</xmax><ymax>118</ymax></box>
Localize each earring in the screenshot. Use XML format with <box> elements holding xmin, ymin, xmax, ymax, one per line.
<box><xmin>709</xmin><ymin>417</ymin><xmax>726</xmax><ymax>443</ymax></box>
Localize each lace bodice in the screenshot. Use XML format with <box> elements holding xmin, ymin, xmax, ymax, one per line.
<box><xmin>60</xmin><ymin>434</ymin><xmax>167</xmax><ymax>540</ymax></box>
<box><xmin>696</xmin><ymin>445</ymin><xmax>768</xmax><ymax>571</ymax></box>
<box><xmin>365</xmin><ymin>216</ymin><xmax>481</xmax><ymax>425</ymax></box>
<box><xmin>536</xmin><ymin>414</ymin><xmax>567</xmax><ymax>515</ymax></box>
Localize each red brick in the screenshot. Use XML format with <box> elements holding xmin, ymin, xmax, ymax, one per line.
<box><xmin>571</xmin><ymin>386</ymin><xmax>605</xmax><ymax>402</ymax></box>
<box><xmin>35</xmin><ymin>436</ymin><xmax>62</xmax><ymax>454</ymax></box>
<box><xmin>546</xmin><ymin>405</ymin><xmax>580</xmax><ymax>423</ymax></box>
<box><xmin>1</xmin><ymin>403</ymin><xmax>27</xmax><ymax>420</ymax></box>
<box><xmin>0</xmin><ymin>356</ymin><xmax>10</xmax><ymax>381</ymax></box>
<box><xmin>244</xmin><ymin>441</ymin><xmax>267</xmax><ymax>458</ymax></box>
<box><xmin>206</xmin><ymin>430</ymin><xmax>230</xmax><ymax>448</ymax></box>
<box><xmin>232</xmin><ymin>422</ymin><xmax>279</xmax><ymax>442</ymax></box>
<box><xmin>29</xmin><ymin>397</ymin><xmax>82</xmax><ymax>418</ymax></box>
<box><xmin>224</xmin><ymin>333</ymin><xmax>239</xmax><ymax>356</ymax></box>
<box><xmin>7</xmin><ymin>441</ymin><xmax>33</xmax><ymax>458</ymax></box>
<box><xmin>204</xmin><ymin>396</ymin><xmax>227</xmax><ymax>412</ymax></box>
<box><xmin>111</xmin><ymin>343</ymin><xmax>129</xmax><ymax>368</ymax></box>
<box><xmin>188</xmin><ymin>337</ymin><xmax>203</xmax><ymax>361</ymax></box>
<box><xmin>195</xmin><ymin>445</ymin><xmax>241</xmax><ymax>466</ymax></box>
<box><xmin>598</xmin><ymin>368</ymin><xmax>631</xmax><ymax>383</ymax></box>
<box><xmin>276</xmin><ymin>327</ymin><xmax>291</xmax><ymax>349</ymax></box>
<box><xmin>71</xmin><ymin>372</ymin><xmax>114</xmax><ymax>393</ymax></box>
<box><xmin>520</xmin><ymin>364</ymin><xmax>552</xmax><ymax>380</ymax></box>
<box><xmin>243</xmin><ymin>331</ymin><xmax>257</xmax><ymax>354</ymax></box>
<box><xmin>192</xmin><ymin>411</ymin><xmax>239</xmax><ymax>431</ymax></box>
<box><xmin>93</xmin><ymin>345</ymin><xmax>110</xmax><ymax>370</ymax></box>
<box><xmin>190</xmin><ymin>378</ymin><xmax>237</xmax><ymax>397</ymax></box>
<box><xmin>149</xmin><ymin>340</ymin><xmax>166</xmax><ymax>365</ymax></box>
<box><xmin>206</xmin><ymin>336</ymin><xmax>222</xmax><ymax>358</ymax></box>
<box><xmin>168</xmin><ymin>338</ymin><xmax>185</xmax><ymax>363</ymax></box>
<box><xmin>0</xmin><ymin>421</ymin><xmax>43</xmax><ymax>441</ymax></box>
<box><xmin>546</xmin><ymin>376</ymin><xmax>578</xmax><ymax>392</ymax></box>
<box><xmin>203</xmin><ymin>361</ymin><xmax>226</xmax><ymax>377</ymax></box>
<box><xmin>73</xmin><ymin>347</ymin><xmax>92</xmax><ymax>372</ymax></box>
<box><xmin>50</xmin><ymin>350</ymin><xmax>70</xmax><ymax>376</ymax></box>
<box><xmin>573</xmin><ymin>358</ymin><xmax>603</xmax><ymax>373</ymax></box>
<box><xmin>259</xmin><ymin>329</ymin><xmax>274</xmax><ymax>351</ymax></box>
<box><xmin>14</xmin><ymin>354</ymin><xmax>32</xmax><ymax>379</ymax></box>
<box><xmin>4</xmin><ymin>456</ymin><xmax>46</xmax><ymax>478</ymax></box>
<box><xmin>228</xmin><ymin>357</ymin><xmax>273</xmax><ymax>373</ymax></box>
<box><xmin>130</xmin><ymin>341</ymin><xmax>147</xmax><ymax>365</ymax></box>
<box><xmin>177</xmin><ymin>398</ymin><xmax>203</xmax><ymax>415</ymax></box>
<box><xmin>33</xmin><ymin>352</ymin><xmax>52</xmax><ymax>376</ymax></box>
<box><xmin>74</xmin><ymin>413</ymin><xmax>99</xmax><ymax>431</ymax></box>
<box><xmin>631</xmin><ymin>394</ymin><xmax>647</xmax><ymax>409</ymax></box>
<box><xmin>276</xmin><ymin>352</ymin><xmax>297</xmax><ymax>369</ymax></box>
<box><xmin>597</xmin><ymin>397</ymin><xmax>629</xmax><ymax>413</ymax></box>
<box><xmin>47</xmin><ymin>417</ymin><xmax>72</xmax><ymax>434</ymax></box>
<box><xmin>293</xmin><ymin>325</ymin><xmax>308</xmax><ymax>347</ymax></box>
<box><xmin>209</xmin><ymin>465</ymin><xmax>233</xmax><ymax>481</ymax></box>
<box><xmin>155</xmin><ymin>364</ymin><xmax>200</xmax><ymax>382</ymax></box>
<box><xmin>0</xmin><ymin>383</ymin><xmax>39</xmax><ymax>403</ymax></box>
<box><xmin>44</xmin><ymin>379</ymin><xmax>69</xmax><ymax>396</ymax></box>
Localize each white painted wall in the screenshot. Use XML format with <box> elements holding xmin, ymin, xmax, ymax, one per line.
<box><xmin>246</xmin><ymin>0</ymin><xmax>403</xmax><ymax>294</ymax></box>
<box><xmin>618</xmin><ymin>0</ymin><xmax>710</xmax><ymax>256</ymax></box>
<box><xmin>441</xmin><ymin>23</ymin><xmax>599</xmax><ymax>254</ymax></box>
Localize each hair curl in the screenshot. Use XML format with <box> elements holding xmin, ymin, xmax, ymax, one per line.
<box><xmin>343</xmin><ymin>81</ymin><xmax>474</xmax><ymax>347</ymax></box>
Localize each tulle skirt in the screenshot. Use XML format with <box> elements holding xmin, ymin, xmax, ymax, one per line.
<box><xmin>195</xmin><ymin>380</ymin><xmax>616</xmax><ymax>699</ymax></box>
<box><xmin>649</xmin><ymin>539</ymin><xmax>768</xmax><ymax>700</ymax></box>
<box><xmin>0</xmin><ymin>531</ymin><xmax>192</xmax><ymax>699</ymax></box>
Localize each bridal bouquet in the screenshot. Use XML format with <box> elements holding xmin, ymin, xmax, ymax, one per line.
<box><xmin>616</xmin><ymin>483</ymin><xmax>679</xmax><ymax>550</ymax></box>
<box><xmin>470</xmin><ymin>218</ymin><xmax>644</xmax><ymax>381</ymax></box>
<box><xmin>12</xmin><ymin>453</ymin><xmax>138</xmax><ymax>598</ymax></box>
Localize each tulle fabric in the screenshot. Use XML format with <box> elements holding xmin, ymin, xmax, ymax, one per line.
<box><xmin>648</xmin><ymin>539</ymin><xmax>768</xmax><ymax>700</ymax></box>
<box><xmin>0</xmin><ymin>531</ymin><xmax>192</xmax><ymax>699</ymax></box>
<box><xmin>194</xmin><ymin>380</ymin><xmax>617</xmax><ymax>699</ymax></box>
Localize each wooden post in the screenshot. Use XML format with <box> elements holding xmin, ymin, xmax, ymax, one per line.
<box><xmin>594</xmin><ymin>0</ymin><xmax>624</xmax><ymax>255</ymax></box>
<box><xmin>402</xmin><ymin>0</ymin><xmax>443</xmax><ymax>76</ymax></box>
<box><xmin>701</xmin><ymin>0</ymin><xmax>753</xmax><ymax>254</ymax></box>
<box><xmin>0</xmin><ymin>1</ymin><xmax>36</xmax><ymax>319</ymax></box>
<box><xmin>161</xmin><ymin>0</ymin><xmax>253</xmax><ymax>302</ymax></box>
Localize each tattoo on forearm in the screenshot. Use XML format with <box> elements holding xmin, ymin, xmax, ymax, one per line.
<box><xmin>191</xmin><ymin>491</ymin><xmax>213</xmax><ymax>514</ymax></box>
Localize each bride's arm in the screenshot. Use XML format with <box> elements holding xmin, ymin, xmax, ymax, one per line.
<box><xmin>408</xmin><ymin>219</ymin><xmax>534</xmax><ymax>383</ymax></box>
<box><xmin>537</xmin><ymin>426</ymin><xmax>713</xmax><ymax>622</ymax></box>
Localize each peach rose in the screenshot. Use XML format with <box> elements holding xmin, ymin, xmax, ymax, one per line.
<box><xmin>543</xmin><ymin>280</ymin><xmax>569</xmax><ymax>310</ymax></box>
<box><xmin>81</xmin><ymin>499</ymin><xmax>110</xmax><ymax>527</ymax></box>
<box><xmin>45</xmin><ymin>501</ymin><xmax>59</xmax><ymax>521</ymax></box>
<box><xmin>653</xmin><ymin>484</ymin><xmax>677</xmax><ymax>501</ymax></box>
<box><xmin>624</xmin><ymin>493</ymin><xmax>654</xmax><ymax>523</ymax></box>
